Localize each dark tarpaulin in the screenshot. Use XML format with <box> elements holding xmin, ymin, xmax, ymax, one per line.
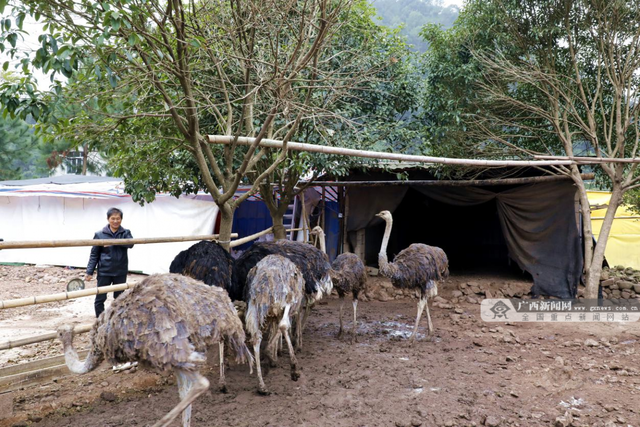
<box><xmin>347</xmin><ymin>181</ymin><xmax>582</xmax><ymax>299</ymax></box>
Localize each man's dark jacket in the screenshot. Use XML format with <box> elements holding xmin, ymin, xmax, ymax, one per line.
<box><xmin>86</xmin><ymin>225</ymin><xmax>134</xmax><ymax>277</ymax></box>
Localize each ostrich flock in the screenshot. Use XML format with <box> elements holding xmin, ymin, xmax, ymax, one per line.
<box><xmin>57</xmin><ymin>210</ymin><xmax>449</xmax><ymax>427</ymax></box>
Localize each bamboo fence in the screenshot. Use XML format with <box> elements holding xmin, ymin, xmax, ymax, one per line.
<box><xmin>0</xmin><ymin>226</ymin><xmax>304</xmax><ymax>350</ymax></box>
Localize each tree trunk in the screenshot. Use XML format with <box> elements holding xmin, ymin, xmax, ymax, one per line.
<box><xmin>583</xmin><ymin>185</ymin><xmax>623</xmax><ymax>299</ymax></box>
<box><xmin>217</xmin><ymin>204</ymin><xmax>235</xmax><ymax>252</ymax></box>
<box><xmin>271</xmin><ymin>212</ymin><xmax>287</xmax><ymax>240</ymax></box>
<box><xmin>259</xmin><ymin>182</ymin><xmax>293</xmax><ymax>241</ymax></box>
<box><xmin>82</xmin><ymin>144</ymin><xmax>88</xmax><ymax>175</ymax></box>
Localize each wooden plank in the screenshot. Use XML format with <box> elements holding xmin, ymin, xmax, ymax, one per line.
<box><xmin>0</xmin><ymin>363</ymin><xmax>70</xmax><ymax>392</ymax></box>
<box><xmin>0</xmin><ymin>351</ymin><xmax>88</xmax><ymax>378</ymax></box>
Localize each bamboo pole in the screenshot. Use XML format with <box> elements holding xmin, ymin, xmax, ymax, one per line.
<box><xmin>0</xmin><ymin>323</ymin><xmax>93</xmax><ymax>351</ymax></box>
<box><xmin>534</xmin><ymin>155</ymin><xmax>640</xmax><ymax>163</ymax></box>
<box><xmin>0</xmin><ymin>283</ymin><xmax>136</xmax><ymax>309</ymax></box>
<box><xmin>209</xmin><ymin>135</ymin><xmax>575</xmax><ymax>166</ymax></box>
<box><xmin>0</xmin><ymin>234</ymin><xmax>238</xmax><ymax>250</ymax></box>
<box><xmin>591</xmin><ymin>216</ymin><xmax>640</xmax><ymax>220</ymax></box>
<box><xmin>230</xmin><ymin>227</ymin><xmax>273</xmax><ymax>247</ymax></box>
<box><xmin>303</xmin><ymin>173</ymin><xmax>595</xmax><ymax>187</ymax></box>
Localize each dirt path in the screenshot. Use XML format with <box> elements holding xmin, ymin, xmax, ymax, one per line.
<box><xmin>2</xmin><ymin>267</ymin><xmax>640</xmax><ymax>426</ymax></box>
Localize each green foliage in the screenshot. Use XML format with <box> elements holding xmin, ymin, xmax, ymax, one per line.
<box><xmin>0</xmin><ymin>114</ymin><xmax>49</xmax><ymax>180</ymax></box>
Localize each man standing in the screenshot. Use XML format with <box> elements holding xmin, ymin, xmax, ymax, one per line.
<box><xmin>85</xmin><ymin>207</ymin><xmax>134</xmax><ymax>318</ymax></box>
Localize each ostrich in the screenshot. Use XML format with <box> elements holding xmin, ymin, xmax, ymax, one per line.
<box><xmin>233</xmin><ymin>239</ymin><xmax>332</xmax><ymax>349</ymax></box>
<box><xmin>244</xmin><ymin>255</ymin><xmax>305</xmax><ymax>395</ymax></box>
<box><xmin>170</xmin><ymin>240</ymin><xmax>242</xmax><ymax>300</ymax></box>
<box><xmin>57</xmin><ymin>274</ymin><xmax>253</xmax><ymax>427</ymax></box>
<box><xmin>310</xmin><ymin>226</ymin><xmax>367</xmax><ymax>343</ymax></box>
<box><xmin>375</xmin><ymin>210</ymin><xmax>449</xmax><ymax>342</ymax></box>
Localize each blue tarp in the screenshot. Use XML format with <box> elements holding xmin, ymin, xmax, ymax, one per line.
<box><xmin>232</xmin><ymin>200</ymin><xmax>341</xmax><ymax>261</ymax></box>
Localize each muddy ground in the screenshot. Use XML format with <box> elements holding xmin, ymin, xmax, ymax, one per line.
<box><xmin>1</xmin><ymin>265</ymin><xmax>640</xmax><ymax>427</ymax></box>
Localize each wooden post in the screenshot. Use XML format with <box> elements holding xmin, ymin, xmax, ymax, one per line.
<box><xmin>300</xmin><ymin>190</ymin><xmax>308</xmax><ymax>242</ymax></box>
<box><xmin>342</xmin><ymin>190</ymin><xmax>350</xmax><ymax>253</ymax></box>
<box><xmin>321</xmin><ymin>187</ymin><xmax>326</xmax><ymax>234</ymax></box>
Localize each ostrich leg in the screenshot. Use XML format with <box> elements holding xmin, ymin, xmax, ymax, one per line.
<box><xmin>219</xmin><ymin>341</ymin><xmax>228</xmax><ymax>393</ymax></box>
<box><xmin>409</xmin><ymin>297</ymin><xmax>428</xmax><ymax>343</ymax></box>
<box><xmin>153</xmin><ymin>369</ymin><xmax>210</xmax><ymax>427</ymax></box>
<box><xmin>294</xmin><ymin>309</ymin><xmax>303</xmax><ymax>352</ymax></box>
<box><xmin>337</xmin><ymin>295</ymin><xmax>345</xmax><ymax>338</ymax></box>
<box><xmin>279</xmin><ymin>305</ymin><xmax>300</xmax><ymax>381</ymax></box>
<box><xmin>351</xmin><ymin>298</ymin><xmax>359</xmax><ymax>344</ymax></box>
<box><xmin>265</xmin><ymin>322</ymin><xmax>280</xmax><ymax>367</ymax></box>
<box><xmin>175</xmin><ymin>370</ymin><xmax>192</xmax><ymax>427</ymax></box>
<box><xmin>424</xmin><ymin>298</ymin><xmax>434</xmax><ymax>337</ymax></box>
<box><xmin>252</xmin><ymin>332</ymin><xmax>269</xmax><ymax>395</ymax></box>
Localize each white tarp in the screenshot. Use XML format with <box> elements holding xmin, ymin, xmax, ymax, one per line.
<box><xmin>0</xmin><ymin>178</ymin><xmax>218</xmax><ymax>274</ymax></box>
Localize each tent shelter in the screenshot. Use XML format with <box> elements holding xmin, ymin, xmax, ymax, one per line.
<box><xmin>589</xmin><ymin>191</ymin><xmax>640</xmax><ymax>270</ymax></box>
<box><xmin>0</xmin><ymin>175</ymin><xmax>218</xmax><ymax>274</ymax></box>
<box><xmin>340</xmin><ymin>169</ymin><xmax>583</xmax><ymax>299</ymax></box>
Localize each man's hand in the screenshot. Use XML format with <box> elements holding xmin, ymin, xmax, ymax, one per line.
<box><xmin>85</xmin><ymin>274</ymin><xmax>94</xmax><ymax>281</ymax></box>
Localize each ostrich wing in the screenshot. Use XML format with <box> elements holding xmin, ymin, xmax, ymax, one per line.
<box><xmin>389</xmin><ymin>244</ymin><xmax>449</xmax><ymax>291</ymax></box>
<box><xmin>169</xmin><ymin>241</ymin><xmax>235</xmax><ymax>297</ymax></box>
<box><xmin>102</xmin><ymin>274</ymin><xmax>250</xmax><ymax>371</ymax></box>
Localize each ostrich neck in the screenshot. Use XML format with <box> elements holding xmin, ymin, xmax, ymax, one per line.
<box><xmin>62</xmin><ymin>338</ymin><xmax>103</xmax><ymax>374</ymax></box>
<box><xmin>317</xmin><ymin>231</ymin><xmax>326</xmax><ymax>254</ymax></box>
<box><xmin>378</xmin><ymin>218</ymin><xmax>393</xmax><ymax>273</ymax></box>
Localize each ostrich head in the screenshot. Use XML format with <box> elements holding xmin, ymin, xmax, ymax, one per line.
<box><xmin>375</xmin><ymin>210</ymin><xmax>393</xmax><ymax>223</ymax></box>
<box><xmin>57</xmin><ymin>324</ymin><xmax>75</xmax><ymax>346</ymax></box>
<box><xmin>310</xmin><ymin>226</ymin><xmax>324</xmax><ymax>236</ymax></box>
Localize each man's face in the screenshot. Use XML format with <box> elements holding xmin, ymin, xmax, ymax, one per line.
<box><xmin>108</xmin><ymin>214</ymin><xmax>122</xmax><ymax>230</ymax></box>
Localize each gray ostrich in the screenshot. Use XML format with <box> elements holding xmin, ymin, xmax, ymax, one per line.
<box><xmin>57</xmin><ymin>274</ymin><xmax>253</xmax><ymax>427</ymax></box>
<box><xmin>244</xmin><ymin>254</ymin><xmax>305</xmax><ymax>395</ymax></box>
<box><xmin>311</xmin><ymin>226</ymin><xmax>367</xmax><ymax>343</ymax></box>
<box><xmin>234</xmin><ymin>239</ymin><xmax>332</xmax><ymax>351</ymax></box>
<box><xmin>375</xmin><ymin>210</ymin><xmax>449</xmax><ymax>341</ymax></box>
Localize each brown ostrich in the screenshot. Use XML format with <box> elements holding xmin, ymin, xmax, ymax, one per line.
<box><xmin>57</xmin><ymin>274</ymin><xmax>253</xmax><ymax>427</ymax></box>
<box><xmin>311</xmin><ymin>226</ymin><xmax>367</xmax><ymax>343</ymax></box>
<box><xmin>375</xmin><ymin>210</ymin><xmax>449</xmax><ymax>342</ymax></box>
<box><xmin>244</xmin><ymin>254</ymin><xmax>305</xmax><ymax>395</ymax></box>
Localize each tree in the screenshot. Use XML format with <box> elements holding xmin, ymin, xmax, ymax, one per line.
<box><xmin>251</xmin><ymin>0</ymin><xmax>420</xmax><ymax>240</ymax></box>
<box><xmin>0</xmin><ymin>113</ymin><xmax>48</xmax><ymax>179</ymax></box>
<box><xmin>422</xmin><ymin>0</ymin><xmax>640</xmax><ymax>298</ymax></box>
<box><xmin>0</xmin><ymin>0</ymin><xmax>394</xmax><ymax>250</ymax></box>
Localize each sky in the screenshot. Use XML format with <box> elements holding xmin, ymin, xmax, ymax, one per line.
<box><xmin>441</xmin><ymin>0</ymin><xmax>464</xmax><ymax>7</ymax></box>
